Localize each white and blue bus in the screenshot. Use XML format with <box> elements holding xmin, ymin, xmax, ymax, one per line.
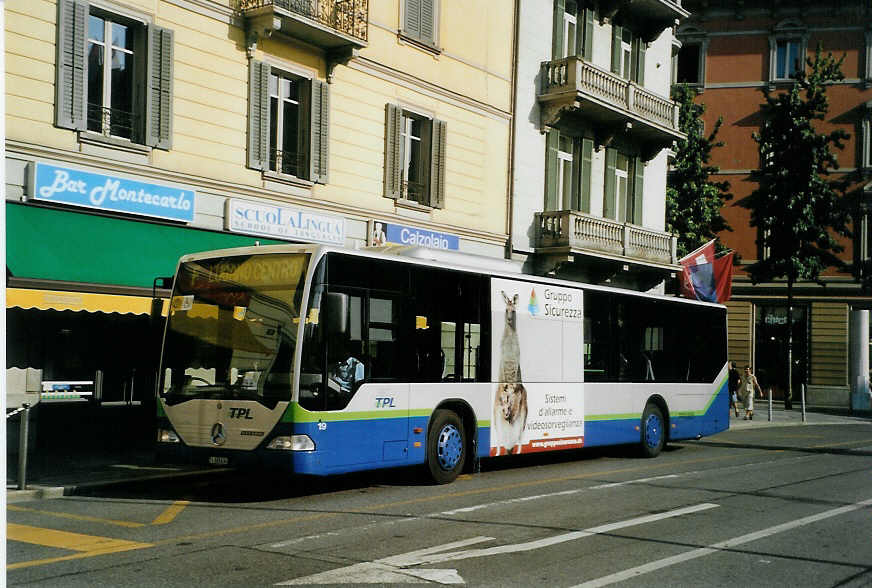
<box><xmin>156</xmin><ymin>244</ymin><xmax>728</xmax><ymax>483</ymax></box>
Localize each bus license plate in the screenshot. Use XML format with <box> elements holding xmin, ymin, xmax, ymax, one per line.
<box><xmin>209</xmin><ymin>456</ymin><xmax>229</xmax><ymax>466</ymax></box>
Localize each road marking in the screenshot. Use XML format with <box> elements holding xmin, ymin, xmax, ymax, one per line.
<box><xmin>277</xmin><ymin>503</ymin><xmax>718</xmax><ymax>584</ymax></box>
<box><xmin>572</xmin><ymin>497</ymin><xmax>872</xmax><ymax>588</ymax></box>
<box><xmin>7</xmin><ymin>524</ymin><xmax>153</xmax><ymax>570</ymax></box>
<box><xmin>811</xmin><ymin>438</ymin><xmax>872</xmax><ymax>449</ymax></box>
<box><xmin>588</xmin><ymin>474</ymin><xmax>679</xmax><ymax>490</ymax></box>
<box><xmin>7</xmin><ymin>505</ymin><xmax>145</xmax><ymax>528</ymax></box>
<box><xmin>151</xmin><ymin>501</ymin><xmax>190</xmax><ymax>526</ymax></box>
<box><xmin>269</xmin><ymin>474</ymin><xmax>685</xmax><ymax>548</ymax></box>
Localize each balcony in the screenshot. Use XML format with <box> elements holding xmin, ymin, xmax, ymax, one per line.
<box><xmin>599</xmin><ymin>0</ymin><xmax>689</xmax><ymax>43</ymax></box>
<box><xmin>238</xmin><ymin>0</ymin><xmax>368</xmax><ymax>51</ymax></box>
<box><xmin>539</xmin><ymin>57</ymin><xmax>684</xmax><ymax>160</ymax></box>
<box><xmin>535</xmin><ymin>210</ymin><xmax>679</xmax><ymax>269</ymax></box>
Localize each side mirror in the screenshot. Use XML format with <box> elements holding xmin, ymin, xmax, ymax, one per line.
<box><xmin>326</xmin><ymin>292</ymin><xmax>349</xmax><ymax>336</ymax></box>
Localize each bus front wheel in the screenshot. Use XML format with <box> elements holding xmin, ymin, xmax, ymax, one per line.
<box><xmin>426</xmin><ymin>409</ymin><xmax>466</xmax><ymax>484</ymax></box>
<box><xmin>640</xmin><ymin>403</ymin><xmax>665</xmax><ymax>458</ymax></box>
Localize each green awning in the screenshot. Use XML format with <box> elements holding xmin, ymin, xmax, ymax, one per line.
<box><xmin>6</xmin><ymin>203</ymin><xmax>286</xmax><ymax>289</ymax></box>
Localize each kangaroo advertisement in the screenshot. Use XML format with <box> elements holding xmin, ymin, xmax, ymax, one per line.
<box><xmin>490</xmin><ymin>278</ymin><xmax>585</xmax><ymax>456</ymax></box>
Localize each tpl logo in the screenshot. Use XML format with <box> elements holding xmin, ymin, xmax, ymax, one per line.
<box><xmin>375</xmin><ymin>397</ymin><xmax>396</xmax><ymax>408</ymax></box>
<box><xmin>229</xmin><ymin>407</ymin><xmax>254</xmax><ymax>419</ymax></box>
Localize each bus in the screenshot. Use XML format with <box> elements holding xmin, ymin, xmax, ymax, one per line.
<box><xmin>155</xmin><ymin>244</ymin><xmax>728</xmax><ymax>484</ymax></box>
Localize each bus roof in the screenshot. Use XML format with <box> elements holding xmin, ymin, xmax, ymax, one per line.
<box><xmin>176</xmin><ymin>243</ymin><xmax>725</xmax><ymax>310</ymax></box>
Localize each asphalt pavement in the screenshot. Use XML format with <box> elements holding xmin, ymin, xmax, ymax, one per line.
<box><xmin>6</xmin><ymin>403</ymin><xmax>871</xmax><ymax>504</ymax></box>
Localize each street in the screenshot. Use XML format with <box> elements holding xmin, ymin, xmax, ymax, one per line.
<box><xmin>7</xmin><ymin>422</ymin><xmax>872</xmax><ymax>587</ymax></box>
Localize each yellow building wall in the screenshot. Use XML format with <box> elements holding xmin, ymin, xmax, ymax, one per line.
<box><xmin>810</xmin><ymin>302</ymin><xmax>848</xmax><ymax>387</ymax></box>
<box><xmin>725</xmin><ymin>301</ymin><xmax>753</xmax><ymax>368</ymax></box>
<box><xmin>6</xmin><ymin>0</ymin><xmax>512</xmax><ymax>241</ymax></box>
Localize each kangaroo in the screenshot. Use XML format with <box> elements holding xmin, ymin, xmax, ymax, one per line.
<box><xmin>499</xmin><ymin>291</ymin><xmax>522</xmax><ymax>384</ymax></box>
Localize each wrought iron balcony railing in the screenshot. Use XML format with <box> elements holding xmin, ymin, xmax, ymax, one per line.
<box><xmin>269</xmin><ymin>147</ymin><xmax>307</xmax><ymax>179</ymax></box>
<box><xmin>238</xmin><ymin>0</ymin><xmax>368</xmax><ymax>44</ymax></box>
<box><xmin>86</xmin><ymin>104</ymin><xmax>140</xmax><ymax>142</ymax></box>
<box><xmin>536</xmin><ymin>210</ymin><xmax>678</xmax><ymax>266</ymax></box>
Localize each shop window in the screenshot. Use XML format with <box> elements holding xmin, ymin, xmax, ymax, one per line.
<box><xmin>248</xmin><ymin>61</ymin><xmax>329</xmax><ymax>183</ymax></box>
<box><xmin>55</xmin><ymin>0</ymin><xmax>173</xmax><ymax>149</ymax></box>
<box><xmin>384</xmin><ymin>104</ymin><xmax>447</xmax><ymax>208</ymax></box>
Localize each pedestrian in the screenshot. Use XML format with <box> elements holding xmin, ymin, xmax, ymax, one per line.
<box><xmin>740</xmin><ymin>366</ymin><xmax>763</xmax><ymax>420</ymax></box>
<box><xmin>728</xmin><ymin>361</ymin><xmax>740</xmax><ymax>417</ymax></box>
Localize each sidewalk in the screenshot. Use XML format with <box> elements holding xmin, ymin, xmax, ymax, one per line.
<box><xmin>6</xmin><ymin>406</ymin><xmax>870</xmax><ymax>503</ymax></box>
<box><xmin>6</xmin><ymin>446</ymin><xmax>222</xmax><ymax>503</ymax></box>
<box><xmin>728</xmin><ymin>403</ymin><xmax>872</xmax><ymax>430</ymax></box>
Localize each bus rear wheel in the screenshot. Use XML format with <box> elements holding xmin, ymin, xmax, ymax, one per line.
<box><xmin>426</xmin><ymin>409</ymin><xmax>466</xmax><ymax>484</ymax></box>
<box><xmin>640</xmin><ymin>403</ymin><xmax>665</xmax><ymax>458</ymax></box>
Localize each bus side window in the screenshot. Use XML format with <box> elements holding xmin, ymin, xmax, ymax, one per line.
<box><xmin>583</xmin><ymin>293</ymin><xmax>610</xmax><ymax>382</ymax></box>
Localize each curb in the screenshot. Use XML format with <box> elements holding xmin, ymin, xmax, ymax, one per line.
<box><xmin>6</xmin><ymin>466</ymin><xmax>231</xmax><ymax>503</ymax></box>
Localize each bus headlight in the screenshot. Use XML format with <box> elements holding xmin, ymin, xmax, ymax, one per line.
<box><xmin>157</xmin><ymin>428</ymin><xmax>180</xmax><ymax>443</ymax></box>
<box><xmin>267</xmin><ymin>435</ymin><xmax>315</xmax><ymax>451</ymax></box>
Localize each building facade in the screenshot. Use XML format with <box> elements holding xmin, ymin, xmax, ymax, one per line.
<box><xmin>5</xmin><ymin>0</ymin><xmax>514</xmax><ymax>412</ymax></box>
<box><xmin>677</xmin><ymin>0</ymin><xmax>872</xmax><ymax>411</ymax></box>
<box><xmin>511</xmin><ymin>0</ymin><xmax>687</xmax><ymax>292</ymax></box>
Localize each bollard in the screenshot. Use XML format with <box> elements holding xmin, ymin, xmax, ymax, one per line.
<box><xmin>18</xmin><ymin>403</ymin><xmax>30</xmax><ymax>490</ymax></box>
<box><xmin>768</xmin><ymin>387</ymin><xmax>772</xmax><ymax>421</ymax></box>
<box><xmin>801</xmin><ymin>383</ymin><xmax>807</xmax><ymax>423</ymax></box>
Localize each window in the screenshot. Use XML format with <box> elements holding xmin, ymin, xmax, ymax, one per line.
<box><xmin>611</xmin><ymin>23</ymin><xmax>645</xmax><ymax>84</ymax></box>
<box><xmin>861</xmin><ymin>102</ymin><xmax>872</xmax><ymax>169</ymax></box>
<box><xmin>775</xmin><ymin>39</ymin><xmax>802</xmax><ymax>79</ymax></box>
<box><xmin>544</xmin><ymin>130</ymin><xmax>593</xmax><ymax>212</ymax></box>
<box><xmin>676</xmin><ymin>44</ymin><xmax>701</xmax><ymax>84</ymax></box>
<box><xmin>402</xmin><ymin>0</ymin><xmax>438</xmax><ymax>48</ymax></box>
<box><xmin>552</xmin><ymin>0</ymin><xmax>594</xmax><ymax>60</ymax></box>
<box><xmin>768</xmin><ymin>20</ymin><xmax>807</xmax><ymax>85</ymax></box>
<box><xmin>248</xmin><ymin>60</ymin><xmax>329</xmax><ymax>183</ymax></box>
<box><xmin>55</xmin><ymin>0</ymin><xmax>173</xmax><ymax>149</ymax></box>
<box><xmin>604</xmin><ymin>147</ymin><xmax>643</xmax><ymax>224</ymax></box>
<box><xmin>384</xmin><ymin>103</ymin><xmax>447</xmax><ymax>208</ymax></box>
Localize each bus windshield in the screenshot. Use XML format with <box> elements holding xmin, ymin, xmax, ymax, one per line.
<box><xmin>159</xmin><ymin>252</ymin><xmax>310</xmax><ymax>408</ymax></box>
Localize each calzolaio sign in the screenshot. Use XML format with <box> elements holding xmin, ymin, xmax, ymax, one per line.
<box><xmin>29</xmin><ymin>162</ymin><xmax>195</xmax><ymax>222</ymax></box>
<box><xmin>489</xmin><ymin>277</ymin><xmax>585</xmax><ymax>457</ymax></box>
<box><xmin>226</xmin><ymin>198</ymin><xmax>345</xmax><ymax>245</ymax></box>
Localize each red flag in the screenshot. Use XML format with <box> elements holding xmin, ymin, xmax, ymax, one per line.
<box><xmin>713</xmin><ymin>251</ymin><xmax>733</xmax><ymax>303</ymax></box>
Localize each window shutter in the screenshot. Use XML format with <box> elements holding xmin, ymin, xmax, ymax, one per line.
<box><xmin>551</xmin><ymin>0</ymin><xmax>565</xmax><ymax>59</ymax></box>
<box><xmin>580</xmin><ymin>138</ymin><xmax>593</xmax><ymax>213</ymax></box>
<box><xmin>581</xmin><ymin>7</ymin><xmax>594</xmax><ymax>60</ymax></box>
<box><xmin>604</xmin><ymin>147</ymin><xmax>617</xmax><ymax>219</ymax></box>
<box><xmin>404</xmin><ymin>0</ymin><xmax>422</xmax><ymax>39</ymax></box>
<box><xmin>634</xmin><ymin>38</ymin><xmax>646</xmax><ymax>85</ymax></box>
<box><xmin>632</xmin><ymin>156</ymin><xmax>644</xmax><ymax>225</ymax></box>
<box><xmin>429</xmin><ymin>118</ymin><xmax>447</xmax><ymax>209</ymax></box>
<box><xmin>247</xmin><ymin>60</ymin><xmax>270</xmax><ymax>171</ymax></box>
<box><xmin>310</xmin><ymin>80</ymin><xmax>330</xmax><ymax>184</ymax></box>
<box><xmin>611</xmin><ymin>24</ymin><xmax>622</xmax><ymax>74</ymax></box>
<box><xmin>146</xmin><ymin>26</ymin><xmax>174</xmax><ymax>149</ymax></box>
<box><xmin>384</xmin><ymin>104</ymin><xmax>403</xmax><ymax>199</ymax></box>
<box><xmin>55</xmin><ymin>0</ymin><xmax>88</xmax><ymax>131</ymax></box>
<box><xmin>420</xmin><ymin>0</ymin><xmax>436</xmax><ymax>45</ymax></box>
<box><xmin>544</xmin><ymin>130</ymin><xmax>559</xmax><ymax>211</ymax></box>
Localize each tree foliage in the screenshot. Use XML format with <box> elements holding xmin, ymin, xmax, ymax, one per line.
<box><xmin>740</xmin><ymin>46</ymin><xmax>850</xmax><ymax>286</ymax></box>
<box><xmin>666</xmin><ymin>84</ymin><xmax>732</xmax><ymax>258</ymax></box>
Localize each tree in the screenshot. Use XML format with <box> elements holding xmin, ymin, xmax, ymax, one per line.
<box><xmin>741</xmin><ymin>46</ymin><xmax>850</xmax><ymax>405</ymax></box>
<box><xmin>666</xmin><ymin>84</ymin><xmax>732</xmax><ymax>258</ymax></box>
